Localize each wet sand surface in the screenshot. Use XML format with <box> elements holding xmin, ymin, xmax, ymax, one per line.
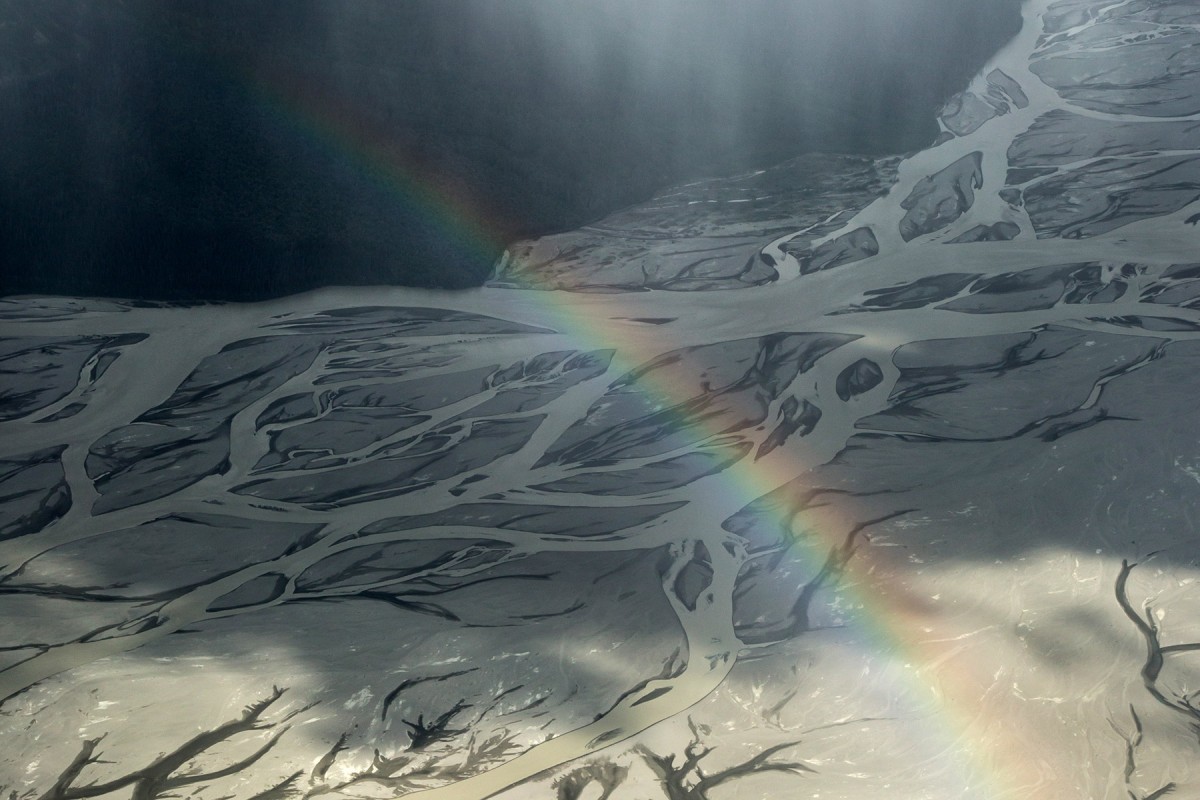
<box><xmin>3</xmin><ymin>1</ymin><xmax>1200</xmax><ymax>798</ymax></box>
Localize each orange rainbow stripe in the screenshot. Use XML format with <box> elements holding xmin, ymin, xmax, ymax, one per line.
<box><xmin>244</xmin><ymin>59</ymin><xmax>1060</xmax><ymax>798</ymax></box>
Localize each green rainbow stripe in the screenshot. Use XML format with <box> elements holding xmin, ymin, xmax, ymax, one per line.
<box><xmin>241</xmin><ymin>60</ymin><xmax>514</xmax><ymax>268</ymax></box>
<box><xmin>251</xmin><ymin>61</ymin><xmax>1053</xmax><ymax>798</ymax></box>
<box><xmin>525</xmin><ymin>302</ymin><xmax>1039</xmax><ymax>798</ymax></box>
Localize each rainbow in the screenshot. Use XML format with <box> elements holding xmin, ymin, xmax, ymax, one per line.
<box><xmin>249</xmin><ymin>65</ymin><xmax>514</xmax><ymax>266</ymax></box>
<box><xmin>235</xmin><ymin>55</ymin><xmax>1058</xmax><ymax>800</ymax></box>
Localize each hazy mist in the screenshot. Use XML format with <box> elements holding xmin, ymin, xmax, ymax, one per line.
<box><xmin>1</xmin><ymin>0</ymin><xmax>1023</xmax><ymax>300</ymax></box>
